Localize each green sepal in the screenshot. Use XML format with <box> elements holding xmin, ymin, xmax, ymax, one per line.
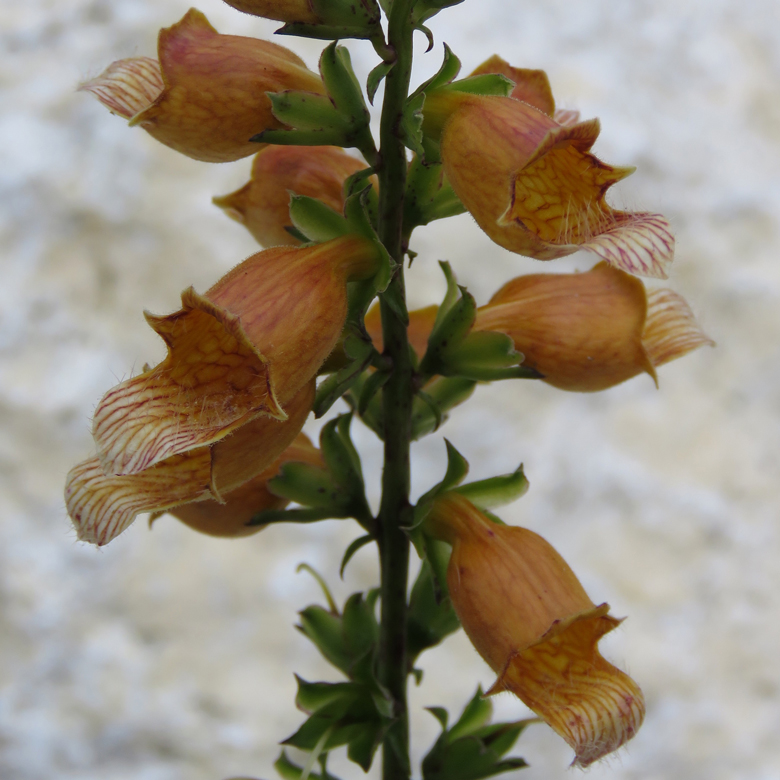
<box><xmin>313</xmin><ymin>0</ymin><xmax>381</xmax><ymax>31</ymax></box>
<box><xmin>412</xmin><ymin>0</ymin><xmax>466</xmax><ymax>25</ymax></box>
<box><xmin>411</xmin><ymin>44</ymin><xmax>462</xmax><ymax>99</ymax></box>
<box><xmin>367</xmin><ymin>60</ymin><xmax>394</xmax><ymax>105</ymax></box>
<box><xmin>275</xmin><ymin>0</ymin><xmax>381</xmax><ymax>41</ymax></box>
<box><xmin>407</xmin><ymin>557</ymin><xmax>460</xmax><ymax>664</ymax></box>
<box><xmin>399</xmin><ymin>91</ymin><xmax>426</xmax><ymax>157</ymax></box>
<box><xmin>314</xmin><ymin>328</ymin><xmax>375</xmax><ymax>418</ymax></box>
<box><xmin>284</xmin><ymin>676</ymin><xmax>391</xmax><ymax>771</ymax></box>
<box><xmin>275</xmin><ymin>749</ymin><xmax>342</xmax><ymax>780</ymax></box>
<box><xmin>357</xmin><ymin>368</ymin><xmax>391</xmax><ymax>415</ymax></box>
<box><xmin>415</xmin><ymin>439</ymin><xmax>469</xmax><ymax>510</ymax></box>
<box><xmin>257</xmin><ymin>44</ymin><xmax>376</xmax><ymax>158</ymax></box>
<box><xmin>261</xmin><ymin>414</ymin><xmax>373</xmax><ymax>529</ymax></box>
<box><xmin>297</xmin><ymin>586</ymin><xmax>380</xmax><ymax>679</ymax></box>
<box><xmin>298</xmin><ymin>606</ymin><xmax>354</xmax><ymax>673</ymax></box>
<box><xmin>289</xmin><ymin>194</ymin><xmax>350</xmax><ymax>243</ymax></box>
<box><xmin>267</xmin><ymin>90</ymin><xmax>350</xmax><ymax>133</ymax></box>
<box><xmin>421</xmin><ymin>690</ymin><xmax>533</xmax><ymax>780</ymax></box>
<box><xmin>340</xmin><ymin>533</ymin><xmax>375</xmax><ymax>578</ymax></box>
<box><xmin>443</xmin><ymin>74</ymin><xmax>515</xmax><ymax>98</ymax></box>
<box><xmin>247</xmin><ymin>506</ymin><xmax>340</xmax><ymax>526</ymax></box>
<box><xmin>450</xmin><ymin>465</ymin><xmax>529</xmax><ymax>510</ymax></box>
<box><xmin>320</xmin><ymin>44</ymin><xmax>370</xmax><ymax>129</ymax></box>
<box><xmin>404</xmin><ymin>155</ymin><xmax>465</xmax><ymax>233</ymax></box>
<box><xmin>444</xmin><ymin>331</ymin><xmax>535</xmax><ymax>382</ymax></box>
<box><xmin>411</xmin><ymin>376</ymin><xmax>476</xmax><ymax>440</ymax></box>
<box><xmin>419</xmin><ymin>262</ymin><xmax>534</xmax><ymax>382</ymax></box>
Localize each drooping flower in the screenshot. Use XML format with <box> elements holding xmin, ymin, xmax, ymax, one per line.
<box><xmin>66</xmin><ymin>234</ymin><xmax>380</xmax><ymax>545</ymax></box>
<box><xmin>474</xmin><ymin>262</ymin><xmax>714</xmax><ymax>391</ymax></box>
<box><xmin>365</xmin><ymin>264</ymin><xmax>712</xmax><ymax>392</ymax></box>
<box><xmin>66</xmin><ymin>379</ymin><xmax>314</xmax><ymax>546</ymax></box>
<box><xmin>79</xmin><ymin>8</ymin><xmax>324</xmax><ymax>162</ymax></box>
<box><xmin>213</xmin><ymin>145</ymin><xmax>369</xmax><ymax>247</ymax></box>
<box><xmin>91</xmin><ymin>234</ymin><xmax>380</xmax><ymax>479</ymax></box>
<box><xmin>425</xmin><ymin>493</ymin><xmax>644</xmax><ymax>767</ymax></box>
<box><xmin>422</xmin><ymin>76</ymin><xmax>674</xmax><ymax>278</ymax></box>
<box><xmin>163</xmin><ymin>432</ymin><xmax>323</xmax><ymax>537</ymax></box>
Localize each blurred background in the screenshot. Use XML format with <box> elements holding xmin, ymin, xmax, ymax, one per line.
<box><xmin>1</xmin><ymin>1</ymin><xmax>779</xmax><ymax>778</ymax></box>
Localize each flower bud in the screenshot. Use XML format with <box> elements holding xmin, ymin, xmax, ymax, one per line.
<box><xmin>426</xmin><ymin>493</ymin><xmax>644</xmax><ymax>767</ymax></box>
<box><xmin>213</xmin><ymin>145</ymin><xmax>369</xmax><ymax>247</ymax></box>
<box><xmin>475</xmin><ymin>262</ymin><xmax>713</xmax><ymax>392</ymax></box>
<box><xmin>92</xmin><ymin>234</ymin><xmax>380</xmax><ymax>479</ymax></box>
<box><xmin>66</xmin><ymin>379</ymin><xmax>314</xmax><ymax>546</ymax></box>
<box><xmin>79</xmin><ymin>9</ymin><xmax>324</xmax><ymax>162</ymax></box>
<box><xmin>422</xmin><ymin>90</ymin><xmax>673</xmax><ymax>278</ymax></box>
<box><xmin>166</xmin><ymin>432</ymin><xmax>323</xmax><ymax>537</ymax></box>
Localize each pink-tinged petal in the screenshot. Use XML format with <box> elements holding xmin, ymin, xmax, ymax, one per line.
<box><xmin>66</xmin><ymin>450</ymin><xmax>213</xmax><ymax>546</ymax></box>
<box><xmin>494</xmin><ymin>606</ymin><xmax>645</xmax><ymax>768</ymax></box>
<box><xmin>643</xmin><ymin>288</ymin><xmax>715</xmax><ymax>366</ymax></box>
<box><xmin>552</xmin><ymin>107</ymin><xmax>581</xmax><ymax>126</ymax></box>
<box><xmin>78</xmin><ymin>57</ymin><xmax>164</xmax><ymax>119</ymax></box>
<box><xmin>580</xmin><ymin>212</ymin><xmax>675</xmax><ymax>280</ymax></box>
<box><xmin>93</xmin><ymin>287</ymin><xmax>281</xmax><ymax>477</ymax></box>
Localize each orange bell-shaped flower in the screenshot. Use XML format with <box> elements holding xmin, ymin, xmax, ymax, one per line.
<box><xmin>79</xmin><ymin>9</ymin><xmax>324</xmax><ymax>162</ymax></box>
<box><xmin>66</xmin><ymin>379</ymin><xmax>314</xmax><ymax>546</ymax></box>
<box><xmin>91</xmin><ymin>234</ymin><xmax>380</xmax><ymax>479</ymax></box>
<box><xmin>425</xmin><ymin>493</ymin><xmax>644</xmax><ymax>767</ymax></box>
<box><xmin>475</xmin><ymin>262</ymin><xmax>713</xmax><ymax>392</ymax></box>
<box><xmin>423</xmin><ymin>83</ymin><xmax>674</xmax><ymax>278</ymax></box>
<box><xmin>164</xmin><ymin>431</ymin><xmax>323</xmax><ymax>537</ymax></box>
<box><xmin>213</xmin><ymin>145</ymin><xmax>369</xmax><ymax>247</ymax></box>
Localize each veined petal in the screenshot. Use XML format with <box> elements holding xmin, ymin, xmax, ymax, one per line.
<box><xmin>580</xmin><ymin>212</ymin><xmax>675</xmax><ymax>280</ymax></box>
<box><xmin>66</xmin><ymin>450</ymin><xmax>213</xmax><ymax>546</ymax></box>
<box><xmin>643</xmin><ymin>288</ymin><xmax>715</xmax><ymax>366</ymax></box>
<box><xmin>78</xmin><ymin>57</ymin><xmax>164</xmax><ymax>119</ymax></box>
<box><xmin>494</xmin><ymin>605</ymin><xmax>645</xmax><ymax>768</ymax></box>
<box><xmin>93</xmin><ymin>288</ymin><xmax>281</xmax><ymax>477</ymax></box>
<box><xmin>69</xmin><ymin>381</ymin><xmax>313</xmax><ymax>546</ymax></box>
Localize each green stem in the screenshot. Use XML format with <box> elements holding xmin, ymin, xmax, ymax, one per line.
<box><xmin>376</xmin><ymin>2</ymin><xmax>415</xmax><ymax>780</ymax></box>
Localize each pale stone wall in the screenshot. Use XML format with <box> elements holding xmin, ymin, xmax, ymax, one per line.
<box><xmin>1</xmin><ymin>1</ymin><xmax>778</xmax><ymax>779</ymax></box>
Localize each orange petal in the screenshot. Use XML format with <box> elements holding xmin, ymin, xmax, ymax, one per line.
<box><xmin>493</xmin><ymin>605</ymin><xmax>645</xmax><ymax>768</ymax></box>
<box><xmin>476</xmin><ymin>262</ymin><xmax>657</xmax><ymax>392</ymax></box>
<box><xmin>66</xmin><ymin>449</ymin><xmax>213</xmax><ymax>546</ymax></box>
<box><xmin>643</xmin><ymin>288</ymin><xmax>715</xmax><ymax>367</ymax></box>
<box><xmin>131</xmin><ymin>9</ymin><xmax>324</xmax><ymax>162</ymax></box>
<box><xmin>213</xmin><ymin>146</ymin><xmax>369</xmax><ymax>247</ymax></box>
<box><xmin>93</xmin><ymin>288</ymin><xmax>281</xmax><ymax>477</ymax></box>
<box><xmin>440</xmin><ymin>96</ymin><xmax>674</xmax><ymax>277</ymax></box>
<box><xmin>222</xmin><ymin>0</ymin><xmax>319</xmax><ymax>24</ymax></box>
<box><xmin>69</xmin><ymin>381</ymin><xmax>313</xmax><ymax>546</ymax></box>
<box><xmin>469</xmin><ymin>55</ymin><xmax>555</xmax><ymax>115</ymax></box>
<box><xmin>78</xmin><ymin>57</ymin><xmax>164</xmax><ymax>120</ymax></box>
<box><xmin>168</xmin><ymin>430</ymin><xmax>322</xmax><ymax>537</ymax></box>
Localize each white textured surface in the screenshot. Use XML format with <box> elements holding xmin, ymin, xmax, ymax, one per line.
<box><xmin>1</xmin><ymin>1</ymin><xmax>779</xmax><ymax>779</ymax></box>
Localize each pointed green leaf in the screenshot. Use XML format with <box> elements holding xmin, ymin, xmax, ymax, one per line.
<box><xmin>367</xmin><ymin>61</ymin><xmax>394</xmax><ymax>104</ymax></box>
<box><xmin>340</xmin><ymin>534</ymin><xmax>375</xmax><ymax>578</ymax></box>
<box><xmin>448</xmin><ymin>688</ymin><xmax>492</xmax><ymax>741</ymax></box>
<box><xmin>426</xmin><ymin>706</ymin><xmax>449</xmax><ymax>730</ymax></box>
